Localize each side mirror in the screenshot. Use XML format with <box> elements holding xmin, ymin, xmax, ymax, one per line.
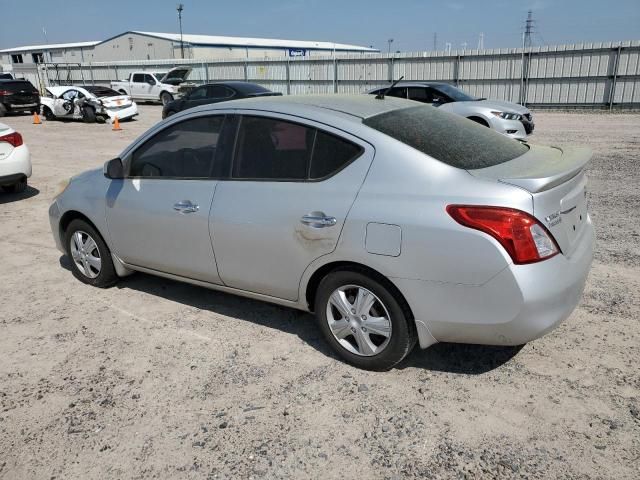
<box><xmin>104</xmin><ymin>157</ymin><xmax>124</xmax><ymax>179</ymax></box>
<box><xmin>147</xmin><ymin>78</ymin><xmax>156</xmax><ymax>85</ymax></box>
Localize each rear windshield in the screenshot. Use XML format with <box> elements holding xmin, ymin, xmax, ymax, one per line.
<box><xmin>363</xmin><ymin>105</ymin><xmax>529</xmax><ymax>170</ymax></box>
<box><xmin>83</xmin><ymin>86</ymin><xmax>121</xmax><ymax>97</ymax></box>
<box><xmin>0</xmin><ymin>80</ymin><xmax>38</xmax><ymax>93</ymax></box>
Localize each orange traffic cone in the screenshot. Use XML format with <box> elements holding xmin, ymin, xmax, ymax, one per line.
<box><xmin>112</xmin><ymin>116</ymin><xmax>122</xmax><ymax>131</ymax></box>
<box><xmin>32</xmin><ymin>111</ymin><xmax>41</xmax><ymax>125</ymax></box>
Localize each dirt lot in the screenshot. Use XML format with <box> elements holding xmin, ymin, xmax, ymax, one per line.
<box><xmin>1</xmin><ymin>106</ymin><xmax>639</xmax><ymax>479</ymax></box>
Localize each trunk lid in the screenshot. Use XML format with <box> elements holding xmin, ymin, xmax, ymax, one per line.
<box><xmin>101</xmin><ymin>95</ymin><xmax>133</xmax><ymax>108</ymax></box>
<box><xmin>469</xmin><ymin>144</ymin><xmax>592</xmax><ymax>257</ymax></box>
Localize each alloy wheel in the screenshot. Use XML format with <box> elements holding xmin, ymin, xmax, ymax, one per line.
<box><xmin>325</xmin><ymin>285</ymin><xmax>392</xmax><ymax>357</ymax></box>
<box><xmin>69</xmin><ymin>230</ymin><xmax>102</xmax><ymax>279</ymax></box>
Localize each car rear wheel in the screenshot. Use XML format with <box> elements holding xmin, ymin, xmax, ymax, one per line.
<box><xmin>315</xmin><ymin>270</ymin><xmax>416</xmax><ymax>370</ymax></box>
<box><xmin>64</xmin><ymin>219</ymin><xmax>118</xmax><ymax>288</ymax></box>
<box><xmin>160</xmin><ymin>92</ymin><xmax>173</xmax><ymax>106</ymax></box>
<box><xmin>42</xmin><ymin>106</ymin><xmax>55</xmax><ymax>121</ymax></box>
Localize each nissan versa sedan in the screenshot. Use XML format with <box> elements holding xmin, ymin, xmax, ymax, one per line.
<box><xmin>49</xmin><ymin>95</ymin><xmax>593</xmax><ymax>370</ymax></box>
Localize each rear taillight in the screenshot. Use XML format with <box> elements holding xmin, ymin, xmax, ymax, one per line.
<box><xmin>0</xmin><ymin>131</ymin><xmax>23</xmax><ymax>148</ymax></box>
<box><xmin>446</xmin><ymin>205</ymin><xmax>559</xmax><ymax>264</ymax></box>
<box><xmin>0</xmin><ymin>90</ymin><xmax>11</xmax><ymax>96</ymax></box>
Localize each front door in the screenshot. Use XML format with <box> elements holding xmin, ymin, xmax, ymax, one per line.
<box><xmin>106</xmin><ymin>114</ymin><xmax>231</xmax><ymax>283</ymax></box>
<box><xmin>211</xmin><ymin>113</ymin><xmax>373</xmax><ymax>301</ymax></box>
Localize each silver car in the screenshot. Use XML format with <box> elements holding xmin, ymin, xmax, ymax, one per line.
<box><xmin>49</xmin><ymin>95</ymin><xmax>593</xmax><ymax>370</ymax></box>
<box><xmin>369</xmin><ymin>82</ymin><xmax>534</xmax><ymax>139</ymax></box>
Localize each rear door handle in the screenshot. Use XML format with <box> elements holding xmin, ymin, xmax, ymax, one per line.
<box><xmin>173</xmin><ymin>200</ymin><xmax>199</xmax><ymax>214</ymax></box>
<box><xmin>300</xmin><ymin>213</ymin><xmax>337</xmax><ymax>228</ymax></box>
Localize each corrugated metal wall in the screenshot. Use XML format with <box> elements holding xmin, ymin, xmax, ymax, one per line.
<box><xmin>13</xmin><ymin>40</ymin><xmax>640</xmax><ymax>108</ymax></box>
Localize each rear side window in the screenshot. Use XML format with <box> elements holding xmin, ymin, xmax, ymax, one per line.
<box><xmin>132</xmin><ymin>73</ymin><xmax>144</xmax><ymax>82</ymax></box>
<box><xmin>310</xmin><ymin>131</ymin><xmax>362</xmax><ymax>179</ymax></box>
<box><xmin>130</xmin><ymin>116</ymin><xmax>226</xmax><ymax>178</ymax></box>
<box><xmin>363</xmin><ymin>105</ymin><xmax>529</xmax><ymax>170</ymax></box>
<box><xmin>232</xmin><ymin>116</ymin><xmax>362</xmax><ymax>181</ymax></box>
<box><xmin>233</xmin><ymin>116</ymin><xmax>313</xmax><ymax>180</ymax></box>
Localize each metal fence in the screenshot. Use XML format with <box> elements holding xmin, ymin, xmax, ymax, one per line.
<box><xmin>12</xmin><ymin>40</ymin><xmax>640</xmax><ymax>109</ymax></box>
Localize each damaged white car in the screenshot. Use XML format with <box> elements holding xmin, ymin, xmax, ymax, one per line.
<box><xmin>41</xmin><ymin>86</ymin><xmax>138</xmax><ymax>123</ymax></box>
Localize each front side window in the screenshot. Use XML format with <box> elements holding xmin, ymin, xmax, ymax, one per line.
<box><xmin>408</xmin><ymin>87</ymin><xmax>431</xmax><ymax>103</ymax></box>
<box><xmin>62</xmin><ymin>90</ymin><xmax>82</xmax><ymax>100</ymax></box>
<box><xmin>387</xmin><ymin>87</ymin><xmax>407</xmax><ymax>99</ymax></box>
<box><xmin>233</xmin><ymin>116</ymin><xmax>314</xmax><ymax>180</ymax></box>
<box><xmin>144</xmin><ymin>74</ymin><xmax>155</xmax><ymax>84</ymax></box>
<box><xmin>129</xmin><ymin>116</ymin><xmax>226</xmax><ymax>178</ymax></box>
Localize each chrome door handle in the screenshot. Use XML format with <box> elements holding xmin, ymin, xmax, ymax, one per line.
<box><xmin>173</xmin><ymin>200</ymin><xmax>199</xmax><ymax>214</ymax></box>
<box><xmin>300</xmin><ymin>213</ymin><xmax>337</xmax><ymax>228</ymax></box>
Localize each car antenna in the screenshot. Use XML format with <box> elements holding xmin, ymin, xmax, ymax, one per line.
<box><xmin>375</xmin><ymin>76</ymin><xmax>404</xmax><ymax>100</ymax></box>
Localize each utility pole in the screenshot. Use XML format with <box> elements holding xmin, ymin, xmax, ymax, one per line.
<box><xmin>387</xmin><ymin>38</ymin><xmax>394</xmax><ymax>54</ymax></box>
<box><xmin>177</xmin><ymin>3</ymin><xmax>185</xmax><ymax>59</ymax></box>
<box><xmin>524</xmin><ymin>10</ymin><xmax>534</xmax><ymax>48</ymax></box>
<box><xmin>433</xmin><ymin>32</ymin><xmax>437</xmax><ymax>51</ymax></box>
<box><xmin>477</xmin><ymin>32</ymin><xmax>484</xmax><ymax>50</ymax></box>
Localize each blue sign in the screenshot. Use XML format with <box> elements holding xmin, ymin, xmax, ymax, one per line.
<box><xmin>288</xmin><ymin>48</ymin><xmax>307</xmax><ymax>57</ymax></box>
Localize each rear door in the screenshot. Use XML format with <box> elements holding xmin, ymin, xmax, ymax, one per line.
<box><xmin>210</xmin><ymin>113</ymin><xmax>373</xmax><ymax>300</ymax></box>
<box><xmin>106</xmin><ymin>114</ymin><xmax>233</xmax><ymax>283</ymax></box>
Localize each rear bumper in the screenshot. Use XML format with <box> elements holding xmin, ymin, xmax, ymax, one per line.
<box><xmin>3</xmin><ymin>101</ymin><xmax>40</xmax><ymax>113</ymax></box>
<box><xmin>105</xmin><ymin>103</ymin><xmax>138</xmax><ymax>121</ymax></box>
<box><xmin>0</xmin><ymin>144</ymin><xmax>31</xmax><ymax>184</ymax></box>
<box><xmin>395</xmin><ymin>217</ymin><xmax>594</xmax><ymax>348</ymax></box>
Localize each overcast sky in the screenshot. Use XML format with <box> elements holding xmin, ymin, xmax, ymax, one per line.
<box><xmin>1</xmin><ymin>0</ymin><xmax>638</xmax><ymax>51</ymax></box>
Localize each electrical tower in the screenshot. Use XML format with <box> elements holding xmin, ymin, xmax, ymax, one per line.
<box><xmin>524</xmin><ymin>10</ymin><xmax>534</xmax><ymax>48</ymax></box>
<box><xmin>477</xmin><ymin>32</ymin><xmax>484</xmax><ymax>50</ymax></box>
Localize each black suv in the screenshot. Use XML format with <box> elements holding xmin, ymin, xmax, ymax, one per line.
<box><xmin>0</xmin><ymin>79</ymin><xmax>41</xmax><ymax>117</ymax></box>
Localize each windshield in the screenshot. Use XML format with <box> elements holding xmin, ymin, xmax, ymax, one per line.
<box><xmin>153</xmin><ymin>72</ymin><xmax>167</xmax><ymax>80</ymax></box>
<box><xmin>432</xmin><ymin>84</ymin><xmax>478</xmax><ymax>102</ymax></box>
<box><xmin>364</xmin><ymin>105</ymin><xmax>528</xmax><ymax>170</ymax></box>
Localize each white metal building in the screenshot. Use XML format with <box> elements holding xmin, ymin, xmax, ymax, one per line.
<box><xmin>1</xmin><ymin>31</ymin><xmax>378</xmax><ymax>70</ymax></box>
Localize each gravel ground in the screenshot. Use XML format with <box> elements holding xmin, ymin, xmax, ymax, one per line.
<box><xmin>0</xmin><ymin>107</ymin><xmax>639</xmax><ymax>479</ymax></box>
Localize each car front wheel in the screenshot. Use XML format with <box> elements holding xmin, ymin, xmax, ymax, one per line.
<box><xmin>315</xmin><ymin>270</ymin><xmax>416</xmax><ymax>370</ymax></box>
<box><xmin>64</xmin><ymin>219</ymin><xmax>118</xmax><ymax>287</ymax></box>
<box><xmin>160</xmin><ymin>92</ymin><xmax>173</xmax><ymax>105</ymax></box>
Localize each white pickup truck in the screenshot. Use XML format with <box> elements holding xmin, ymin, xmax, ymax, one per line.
<box><xmin>111</xmin><ymin>67</ymin><xmax>192</xmax><ymax>105</ymax></box>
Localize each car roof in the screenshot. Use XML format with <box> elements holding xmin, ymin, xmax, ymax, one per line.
<box><xmin>46</xmin><ymin>85</ymin><xmax>91</xmax><ymax>97</ymax></box>
<box><xmin>369</xmin><ymin>81</ymin><xmax>451</xmax><ymax>91</ymax></box>
<box><xmin>199</xmin><ymin>94</ymin><xmax>418</xmax><ymax>120</ymax></box>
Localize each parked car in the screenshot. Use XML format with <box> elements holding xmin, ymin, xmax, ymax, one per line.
<box><xmin>49</xmin><ymin>95</ymin><xmax>593</xmax><ymax>370</ymax></box>
<box><xmin>41</xmin><ymin>86</ymin><xmax>138</xmax><ymax>123</ymax></box>
<box><xmin>0</xmin><ymin>122</ymin><xmax>31</xmax><ymax>193</ymax></box>
<box><xmin>111</xmin><ymin>67</ymin><xmax>193</xmax><ymax>105</ymax></box>
<box><xmin>368</xmin><ymin>82</ymin><xmax>534</xmax><ymax>139</ymax></box>
<box><xmin>162</xmin><ymin>82</ymin><xmax>282</xmax><ymax>119</ymax></box>
<box><xmin>0</xmin><ymin>79</ymin><xmax>40</xmax><ymax>117</ymax></box>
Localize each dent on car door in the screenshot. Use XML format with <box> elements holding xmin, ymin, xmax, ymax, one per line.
<box><xmin>210</xmin><ymin>114</ymin><xmax>373</xmax><ymax>301</ymax></box>
<box><xmin>105</xmin><ymin>114</ymin><xmax>233</xmax><ymax>283</ymax></box>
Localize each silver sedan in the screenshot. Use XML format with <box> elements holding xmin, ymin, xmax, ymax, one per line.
<box><xmin>49</xmin><ymin>95</ymin><xmax>593</xmax><ymax>370</ymax></box>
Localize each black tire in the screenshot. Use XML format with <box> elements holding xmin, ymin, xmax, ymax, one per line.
<box><xmin>160</xmin><ymin>92</ymin><xmax>173</xmax><ymax>106</ymax></box>
<box><xmin>1</xmin><ymin>178</ymin><xmax>27</xmax><ymax>193</ymax></box>
<box><xmin>468</xmin><ymin>116</ymin><xmax>490</xmax><ymax>127</ymax></box>
<box><xmin>82</xmin><ymin>106</ymin><xmax>96</xmax><ymax>123</ymax></box>
<box><xmin>163</xmin><ymin>109</ymin><xmax>176</xmax><ymax>119</ymax></box>
<box><xmin>64</xmin><ymin>219</ymin><xmax>118</xmax><ymax>288</ymax></box>
<box><xmin>42</xmin><ymin>106</ymin><xmax>55</xmax><ymax>121</ymax></box>
<box><xmin>0</xmin><ymin>103</ymin><xmax>6</xmax><ymax>117</ymax></box>
<box><xmin>314</xmin><ymin>269</ymin><xmax>416</xmax><ymax>371</ymax></box>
